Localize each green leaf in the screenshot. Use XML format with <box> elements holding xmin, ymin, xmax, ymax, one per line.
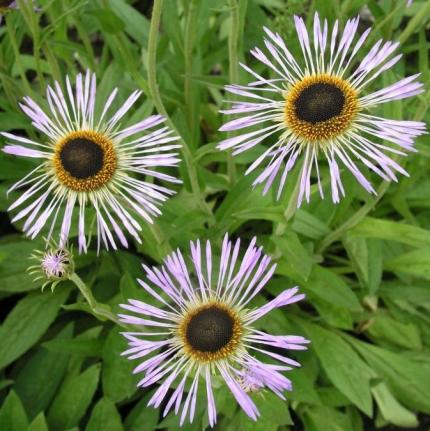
<box><xmin>0</xmin><ymin>391</ymin><xmax>29</xmax><ymax>431</ymax></box>
<box><xmin>214</xmin><ymin>169</ymin><xmax>272</xmax><ymax>231</ymax></box>
<box><xmin>288</xmin><ymin>367</ymin><xmax>322</xmax><ymax>405</ymax></box>
<box><xmin>302</xmin><ymin>266</ymin><xmax>362</xmax><ymax>311</ymax></box>
<box><xmin>102</xmin><ymin>328</ymin><xmax>137</xmax><ymax>402</ymax></box>
<box><xmin>0</xmin><ymin>288</ymin><xmax>70</xmax><ymax>370</ymax></box>
<box><xmin>0</xmin><ymin>237</ymin><xmax>45</xmax><ymax>292</ymax></box>
<box><xmin>318</xmin><ymin>387</ymin><xmax>350</xmax><ymax>407</ymax></box>
<box><xmin>0</xmin><ymin>380</ymin><xmax>13</xmax><ymax>391</ymax></box>
<box><xmin>385</xmin><ymin>247</ymin><xmax>430</xmax><ymax>279</ymax></box>
<box><xmin>346</xmin><ymin>405</ymin><xmax>364</xmax><ymax>431</ymax></box>
<box><xmin>274</xmin><ymin>231</ymin><xmax>313</xmax><ymax>281</ymax></box>
<box><xmin>14</xmin><ymin>324</ymin><xmax>73</xmax><ymax>419</ymax></box>
<box><xmin>311</xmin><ymin>298</ymin><xmax>353</xmax><ymax>329</ymax></box>
<box><xmin>299</xmin><ymin>320</ymin><xmax>373</xmax><ymax>416</ymax></box>
<box><xmin>380</xmin><ymin>284</ymin><xmax>430</xmax><ymax>309</ymax></box>
<box><xmin>351</xmin><ymin>339</ymin><xmax>430</xmax><ymax>413</ymax></box>
<box><xmin>26</xmin><ymin>413</ymin><xmax>49</xmax><ymax>431</ymax></box>
<box><xmin>233</xmin><ymin>206</ymin><xmax>285</xmax><ymax>223</ymax></box>
<box><xmin>161</xmin><ymin>0</ymin><xmax>183</xmax><ymax>54</ymax></box>
<box><xmin>256</xmin><ymin>391</ymin><xmax>292</xmax><ymax>426</ymax></box>
<box><xmin>0</xmin><ymin>112</ymin><xmax>30</xmax><ymax>130</ymax></box>
<box><xmin>292</xmin><ymin>209</ymin><xmax>331</xmax><ymax>240</ymax></box>
<box><xmin>0</xmin><ymin>153</ymin><xmax>38</xmax><ymax>181</ymax></box>
<box><xmin>89</xmin><ymin>9</ymin><xmax>125</xmax><ymax>34</ymax></box>
<box><xmin>234</xmin><ymin>391</ymin><xmax>292</xmax><ymax>431</ymax></box>
<box><xmin>372</xmin><ymin>382</ymin><xmax>418</xmax><ymax>428</ymax></box>
<box><xmin>343</xmin><ymin>235</ymin><xmax>382</xmax><ymax>293</ymax></box>
<box><xmin>124</xmin><ymin>394</ymin><xmax>159</xmax><ymax>431</ymax></box>
<box><xmin>42</xmin><ymin>338</ymin><xmax>104</xmax><ymax>357</ymax></box>
<box><xmin>300</xmin><ymin>405</ymin><xmax>355</xmax><ymax>431</ymax></box>
<box><xmin>366</xmin><ymin>312</ymin><xmax>422</xmax><ymax>350</ymax></box>
<box><xmin>119</xmin><ymin>271</ymin><xmax>159</xmax><ymax>308</ymax></box>
<box><xmin>85</xmin><ymin>398</ymin><xmax>124</xmax><ymax>431</ymax></box>
<box><xmin>107</xmin><ymin>0</ymin><xmax>149</xmax><ymax>44</ymax></box>
<box><xmin>350</xmin><ymin>217</ymin><xmax>430</xmax><ymax>247</ymax></box>
<box><xmin>47</xmin><ymin>364</ymin><xmax>100</xmax><ymax>430</ymax></box>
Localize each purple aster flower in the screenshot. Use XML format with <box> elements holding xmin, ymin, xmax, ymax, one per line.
<box><xmin>218</xmin><ymin>13</ymin><xmax>426</xmax><ymax>205</ymax></box>
<box><xmin>119</xmin><ymin>234</ymin><xmax>309</xmax><ymax>426</ymax></box>
<box><xmin>2</xmin><ymin>70</ymin><xmax>181</xmax><ymax>252</ymax></box>
<box><xmin>28</xmin><ymin>242</ymin><xmax>74</xmax><ymax>291</ymax></box>
<box><xmin>41</xmin><ymin>248</ymin><xmax>72</xmax><ymax>278</ymax></box>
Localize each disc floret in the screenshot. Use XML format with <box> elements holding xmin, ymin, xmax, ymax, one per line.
<box><xmin>52</xmin><ymin>129</ymin><xmax>117</xmax><ymax>192</ymax></box>
<box><xmin>178</xmin><ymin>301</ymin><xmax>244</xmax><ymax>363</ymax></box>
<box><xmin>284</xmin><ymin>73</ymin><xmax>359</xmax><ymax>143</ymax></box>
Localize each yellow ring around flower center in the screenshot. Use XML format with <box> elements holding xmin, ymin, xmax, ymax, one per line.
<box><xmin>284</xmin><ymin>74</ymin><xmax>359</xmax><ymax>143</ymax></box>
<box><xmin>178</xmin><ymin>301</ymin><xmax>243</xmax><ymax>363</ymax></box>
<box><xmin>52</xmin><ymin>130</ymin><xmax>117</xmax><ymax>192</ymax></box>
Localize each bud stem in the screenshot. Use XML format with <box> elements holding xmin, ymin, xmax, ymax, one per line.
<box><xmin>69</xmin><ymin>272</ymin><xmax>124</xmax><ymax>327</ymax></box>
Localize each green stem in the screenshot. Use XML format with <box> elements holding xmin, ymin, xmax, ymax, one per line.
<box><xmin>148</xmin><ymin>0</ymin><xmax>208</xmax><ymax>212</ymax></box>
<box><xmin>5</xmin><ymin>18</ymin><xmax>33</xmax><ymax>97</ymax></box>
<box><xmin>73</xmin><ymin>17</ymin><xmax>97</xmax><ymax>71</ymax></box>
<box><xmin>399</xmin><ymin>0</ymin><xmax>430</xmax><ymax>44</ymax></box>
<box><xmin>228</xmin><ymin>0</ymin><xmax>242</xmax><ymax>100</ymax></box>
<box><xmin>274</xmin><ymin>178</ymin><xmax>301</xmax><ymax>237</ymax></box>
<box><xmin>41</xmin><ymin>43</ymin><xmax>62</xmax><ymax>84</ymax></box>
<box><xmin>69</xmin><ymin>272</ymin><xmax>123</xmax><ymax>326</ymax></box>
<box><xmin>116</xmin><ymin>32</ymin><xmax>149</xmax><ymax>94</ymax></box>
<box><xmin>225</xmin><ymin>0</ymin><xmax>241</xmax><ymax>184</ymax></box>
<box><xmin>316</xmin><ymin>186</ymin><xmax>388</xmax><ymax>254</ymax></box>
<box><xmin>184</xmin><ymin>0</ymin><xmax>197</xmax><ymax>147</ymax></box>
<box><xmin>372</xmin><ymin>5</ymin><xmax>402</xmax><ymax>39</ymax></box>
<box><xmin>18</xmin><ymin>0</ymin><xmax>46</xmax><ymax>92</ymax></box>
<box><xmin>382</xmin><ymin>0</ymin><xmax>395</xmax><ymax>40</ymax></box>
<box><xmin>0</xmin><ymin>53</ymin><xmax>22</xmax><ymax>106</ymax></box>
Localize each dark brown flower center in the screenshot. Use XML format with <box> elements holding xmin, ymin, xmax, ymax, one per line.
<box><xmin>284</xmin><ymin>74</ymin><xmax>359</xmax><ymax>143</ymax></box>
<box><xmin>60</xmin><ymin>138</ymin><xmax>104</xmax><ymax>179</ymax></box>
<box><xmin>294</xmin><ymin>82</ymin><xmax>345</xmax><ymax>124</ymax></box>
<box><xmin>53</xmin><ymin>130</ymin><xmax>117</xmax><ymax>192</ymax></box>
<box><xmin>185</xmin><ymin>306</ymin><xmax>234</xmax><ymax>353</ymax></box>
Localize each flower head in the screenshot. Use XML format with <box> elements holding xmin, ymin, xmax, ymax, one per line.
<box><xmin>2</xmin><ymin>70</ymin><xmax>181</xmax><ymax>252</ymax></box>
<box><xmin>119</xmin><ymin>235</ymin><xmax>309</xmax><ymax>426</ymax></box>
<box><xmin>218</xmin><ymin>13</ymin><xmax>426</xmax><ymax>205</ymax></box>
<box><xmin>28</xmin><ymin>242</ymin><xmax>74</xmax><ymax>291</ymax></box>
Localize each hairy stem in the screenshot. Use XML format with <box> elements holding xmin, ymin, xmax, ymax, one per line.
<box><xmin>225</xmin><ymin>0</ymin><xmax>240</xmax><ymax>184</ymax></box>
<box><xmin>184</xmin><ymin>0</ymin><xmax>198</xmax><ymax>147</ymax></box>
<box><xmin>69</xmin><ymin>272</ymin><xmax>123</xmax><ymax>326</ymax></box>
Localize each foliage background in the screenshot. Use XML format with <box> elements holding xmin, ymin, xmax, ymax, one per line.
<box><xmin>0</xmin><ymin>0</ymin><xmax>430</xmax><ymax>430</ymax></box>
